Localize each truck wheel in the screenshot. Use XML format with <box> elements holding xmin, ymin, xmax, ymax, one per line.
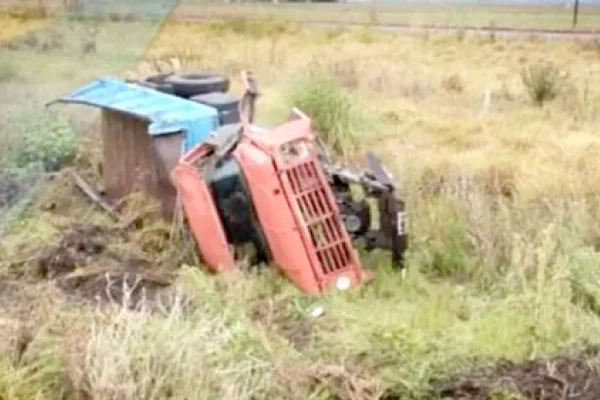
<box><xmin>165</xmin><ymin>73</ymin><xmax>230</xmax><ymax>98</ymax></box>
<box><xmin>138</xmin><ymin>73</ymin><xmax>175</xmax><ymax>95</ymax></box>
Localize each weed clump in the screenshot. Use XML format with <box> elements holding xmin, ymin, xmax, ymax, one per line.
<box><xmin>287</xmin><ymin>73</ymin><xmax>369</xmax><ymax>157</ymax></box>
<box><xmin>0</xmin><ymin>335</ymin><xmax>69</xmax><ymax>400</ymax></box>
<box><xmin>8</xmin><ymin>110</ymin><xmax>78</xmax><ymax>172</ymax></box>
<box><xmin>209</xmin><ymin>17</ymin><xmax>300</xmax><ymax>39</ymax></box>
<box><xmin>0</xmin><ymin>60</ymin><xmax>19</xmax><ymax>82</ymax></box>
<box><xmin>521</xmin><ymin>62</ymin><xmax>568</xmax><ymax>106</ymax></box>
<box><xmin>4</xmin><ymin>29</ymin><xmax>64</xmax><ymax>52</ymax></box>
<box><xmin>442</xmin><ymin>73</ymin><xmax>464</xmax><ymax>93</ymax></box>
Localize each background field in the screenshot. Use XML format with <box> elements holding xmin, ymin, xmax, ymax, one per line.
<box><xmin>3</xmin><ymin>0</ymin><xmax>600</xmax><ymax>30</ymax></box>
<box><xmin>177</xmin><ymin>1</ymin><xmax>600</xmax><ymax>30</ymax></box>
<box><xmin>1</xmin><ymin>2</ymin><xmax>600</xmax><ymax>400</ymax></box>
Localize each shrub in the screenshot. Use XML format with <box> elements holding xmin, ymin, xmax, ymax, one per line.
<box><xmin>0</xmin><ymin>60</ymin><xmax>19</xmax><ymax>82</ymax></box>
<box><xmin>570</xmin><ymin>249</ymin><xmax>600</xmax><ymax>315</ymax></box>
<box><xmin>6</xmin><ymin>29</ymin><xmax>64</xmax><ymax>52</ymax></box>
<box><xmin>368</xmin><ymin>9</ymin><xmax>379</xmax><ymax>26</ymax></box>
<box><xmin>108</xmin><ymin>12</ymin><xmax>122</xmax><ymax>22</ymax></box>
<box><xmin>520</xmin><ymin>62</ymin><xmax>567</xmax><ymax>106</ymax></box>
<box><xmin>9</xmin><ymin>110</ymin><xmax>79</xmax><ymax>172</ymax></box>
<box><xmin>442</xmin><ymin>74</ymin><xmax>464</xmax><ymax>93</ymax></box>
<box><xmin>287</xmin><ymin>73</ymin><xmax>368</xmax><ymax>157</ymax></box>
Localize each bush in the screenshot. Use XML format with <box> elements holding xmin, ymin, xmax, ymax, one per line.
<box><xmin>570</xmin><ymin>249</ymin><xmax>600</xmax><ymax>315</ymax></box>
<box><xmin>287</xmin><ymin>73</ymin><xmax>367</xmax><ymax>157</ymax></box>
<box><xmin>520</xmin><ymin>62</ymin><xmax>567</xmax><ymax>106</ymax></box>
<box><xmin>9</xmin><ymin>110</ymin><xmax>79</xmax><ymax>172</ymax></box>
<box><xmin>5</xmin><ymin>29</ymin><xmax>64</xmax><ymax>52</ymax></box>
<box><xmin>0</xmin><ymin>60</ymin><xmax>19</xmax><ymax>82</ymax></box>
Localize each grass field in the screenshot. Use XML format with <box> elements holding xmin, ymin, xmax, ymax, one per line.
<box><xmin>177</xmin><ymin>1</ymin><xmax>600</xmax><ymax>31</ymax></box>
<box><xmin>2</xmin><ymin>4</ymin><xmax>600</xmax><ymax>400</ymax></box>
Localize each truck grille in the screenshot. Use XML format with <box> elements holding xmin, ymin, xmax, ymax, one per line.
<box><xmin>283</xmin><ymin>160</ymin><xmax>355</xmax><ymax>277</ymax></box>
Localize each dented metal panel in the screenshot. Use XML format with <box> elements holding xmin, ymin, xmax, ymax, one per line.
<box><xmin>50</xmin><ymin>77</ymin><xmax>219</xmax><ymax>151</ymax></box>
<box><xmin>100</xmin><ymin>110</ymin><xmax>185</xmax><ymax>219</ymax></box>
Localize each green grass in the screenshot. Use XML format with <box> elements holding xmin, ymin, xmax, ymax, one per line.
<box><xmin>0</xmin><ymin>59</ymin><xmax>19</xmax><ymax>83</ymax></box>
<box><xmin>1</xmin><ymin>253</ymin><xmax>600</xmax><ymax>399</ymax></box>
<box><xmin>286</xmin><ymin>73</ymin><xmax>363</xmax><ymax>157</ymax></box>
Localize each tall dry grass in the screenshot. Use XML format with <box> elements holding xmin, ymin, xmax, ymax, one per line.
<box><xmin>145</xmin><ymin>20</ymin><xmax>600</xmax><ymax>201</ymax></box>
<box><xmin>144</xmin><ymin>20</ymin><xmax>600</xmax><ymax>395</ymax></box>
<box><xmin>82</xmin><ymin>293</ymin><xmax>273</xmax><ymax>400</ymax></box>
<box><xmin>0</xmin><ymin>15</ymin><xmax>50</xmax><ymax>42</ymax></box>
<box><xmin>174</xmin><ymin>3</ymin><xmax>600</xmax><ymax>31</ymax></box>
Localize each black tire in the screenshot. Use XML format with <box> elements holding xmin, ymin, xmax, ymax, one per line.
<box><xmin>138</xmin><ymin>73</ymin><xmax>175</xmax><ymax>95</ymax></box>
<box><xmin>165</xmin><ymin>73</ymin><xmax>230</xmax><ymax>98</ymax></box>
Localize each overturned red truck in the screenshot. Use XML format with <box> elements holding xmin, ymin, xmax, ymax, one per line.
<box><xmin>172</xmin><ymin>72</ymin><xmax>408</xmax><ymax>294</ymax></box>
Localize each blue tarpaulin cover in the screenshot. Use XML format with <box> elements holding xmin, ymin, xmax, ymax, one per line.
<box><xmin>49</xmin><ymin>77</ymin><xmax>219</xmax><ymax>151</ymax></box>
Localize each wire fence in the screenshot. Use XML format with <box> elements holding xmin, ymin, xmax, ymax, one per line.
<box><xmin>0</xmin><ymin>0</ymin><xmax>180</xmax><ymax>238</ymax></box>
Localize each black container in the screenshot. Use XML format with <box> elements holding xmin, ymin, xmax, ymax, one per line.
<box><xmin>191</xmin><ymin>92</ymin><xmax>240</xmax><ymax>125</ymax></box>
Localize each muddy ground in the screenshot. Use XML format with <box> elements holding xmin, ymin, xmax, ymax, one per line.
<box><xmin>249</xmin><ymin>296</ymin><xmax>313</xmax><ymax>350</ymax></box>
<box><xmin>33</xmin><ymin>223</ymin><xmax>173</xmax><ymax>308</ymax></box>
<box><xmin>433</xmin><ymin>347</ymin><xmax>600</xmax><ymax>400</ymax></box>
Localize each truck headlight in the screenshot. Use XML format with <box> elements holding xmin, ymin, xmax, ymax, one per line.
<box><xmin>336</xmin><ymin>276</ymin><xmax>351</xmax><ymax>291</ymax></box>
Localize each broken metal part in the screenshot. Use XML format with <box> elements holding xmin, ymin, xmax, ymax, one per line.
<box><xmin>239</xmin><ymin>70</ymin><xmax>259</xmax><ymax>124</ymax></box>
<box><xmin>366</xmin><ymin>151</ymin><xmax>395</xmax><ymax>189</ymax></box>
<box><xmin>205</xmin><ymin>123</ymin><xmax>242</xmax><ymax>158</ymax></box>
<box><xmin>322</xmin><ymin>155</ymin><xmax>408</xmax><ymax>270</ymax></box>
<box><xmin>322</xmin><ymin>162</ymin><xmax>390</xmax><ymax>194</ymax></box>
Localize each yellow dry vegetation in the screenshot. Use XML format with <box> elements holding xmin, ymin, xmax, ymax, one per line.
<box><xmin>0</xmin><ymin>15</ymin><xmax>49</xmax><ymax>42</ymax></box>
<box><xmin>146</xmin><ymin>20</ymin><xmax>600</xmax><ymax>202</ymax></box>
<box><xmin>176</xmin><ymin>2</ymin><xmax>600</xmax><ymax>31</ymax></box>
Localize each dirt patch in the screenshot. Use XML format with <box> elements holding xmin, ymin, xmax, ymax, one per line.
<box><xmin>249</xmin><ymin>297</ymin><xmax>313</xmax><ymax>350</ymax></box>
<box><xmin>275</xmin><ymin>361</ymin><xmax>384</xmax><ymax>400</ymax></box>
<box><xmin>57</xmin><ymin>259</ymin><xmax>172</xmax><ymax>307</ymax></box>
<box><xmin>0</xmin><ymin>279</ymin><xmax>21</xmax><ymax>300</ymax></box>
<box><xmin>35</xmin><ymin>223</ymin><xmax>173</xmax><ymax>307</ymax></box>
<box><xmin>434</xmin><ymin>348</ymin><xmax>600</xmax><ymax>400</ymax></box>
<box><xmin>37</xmin><ymin>223</ymin><xmax>108</xmax><ymax>279</ymax></box>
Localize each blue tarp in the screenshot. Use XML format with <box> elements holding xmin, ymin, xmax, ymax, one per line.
<box><xmin>49</xmin><ymin>77</ymin><xmax>219</xmax><ymax>152</ymax></box>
